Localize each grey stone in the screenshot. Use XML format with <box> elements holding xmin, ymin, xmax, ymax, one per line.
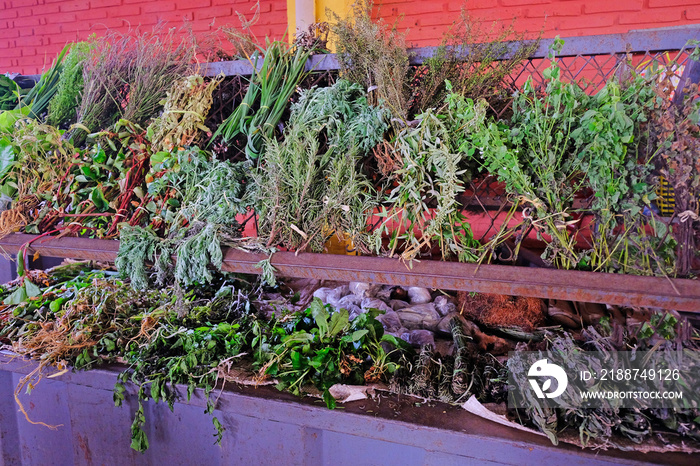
<box><xmin>347</xmin><ymin>305</ymin><xmax>365</xmax><ymax>321</ymax></box>
<box><xmin>377</xmin><ymin>310</ymin><xmax>402</xmax><ymax>333</ymax></box>
<box><xmin>434</xmin><ymin>295</ymin><xmax>457</xmax><ymax>317</ymax></box>
<box><xmin>312</xmin><ymin>287</ymin><xmax>334</xmax><ymax>304</ymax></box>
<box><xmin>325</xmin><ymin>285</ymin><xmax>350</xmax><ymax>307</ymax></box>
<box><xmin>388</xmin><ymin>299</ymin><xmax>410</xmax><ymax>311</ymax></box>
<box><xmin>396</xmin><ymin>308</ymin><xmax>423</xmax><ymax>328</ymax></box>
<box><xmin>361</xmin><ymin>297</ymin><xmax>393</xmax><ymax>314</ymax></box>
<box><xmin>436</xmin><ymin>314</ymin><xmax>454</xmax><ymax>336</ymax></box>
<box><xmin>374</xmin><ymin>285</ymin><xmax>394</xmax><ymax>301</ymax></box>
<box><xmin>400</xmin><ymin>329</ymin><xmax>435</xmax><ymax>347</ymax></box>
<box><xmin>349</xmin><ymin>281</ymin><xmax>369</xmax><ymax>297</ymax></box>
<box><xmin>337</xmin><ymin>295</ymin><xmax>362</xmax><ymax>310</ymax></box>
<box><xmin>326</xmin><ymin>294</ymin><xmax>341</xmax><ymax>308</ymax></box>
<box><xmin>397</xmin><ymin>303</ymin><xmax>441</xmax><ymax>331</ymax></box>
<box><xmin>386</xmin><ymin>327</ymin><xmax>408</xmax><ymax>340</ymax></box>
<box><xmin>349</xmin><ymin>282</ymin><xmax>380</xmax><ymax>298</ymax></box>
<box><xmin>407</xmin><ymin>286</ymin><xmax>432</xmax><ymax>305</ymax></box>
<box><xmin>335</xmin><ymin>284</ymin><xmax>351</xmax><ymax>298</ymax></box>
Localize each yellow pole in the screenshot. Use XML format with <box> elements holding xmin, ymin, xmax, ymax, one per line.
<box><xmin>287</xmin><ymin>0</ymin><xmax>351</xmax><ymax>46</ymax></box>
<box><xmin>286</xmin><ymin>0</ymin><xmax>297</xmax><ymax>43</ymax></box>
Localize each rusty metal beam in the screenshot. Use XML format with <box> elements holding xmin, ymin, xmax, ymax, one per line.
<box><xmin>0</xmin><ymin>233</ymin><xmax>119</xmax><ymax>262</ymax></box>
<box><xmin>0</xmin><ymin>233</ymin><xmax>698</xmax><ymax>312</ymax></box>
<box><xmin>218</xmin><ymin>249</ymin><xmax>700</xmax><ymax>312</ymax></box>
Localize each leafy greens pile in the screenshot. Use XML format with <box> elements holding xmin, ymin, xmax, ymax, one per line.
<box><xmin>0</xmin><ymin>265</ymin><xmax>410</xmax><ymax>452</ymax></box>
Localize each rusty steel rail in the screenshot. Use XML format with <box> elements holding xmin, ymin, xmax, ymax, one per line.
<box><xmin>0</xmin><ymin>234</ymin><xmax>119</xmax><ymax>262</ymax></box>
<box><xmin>0</xmin><ymin>233</ymin><xmax>699</xmax><ymax>312</ymax></box>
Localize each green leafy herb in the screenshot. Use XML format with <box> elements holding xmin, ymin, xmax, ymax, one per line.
<box><xmin>253</xmin><ymin>80</ymin><xmax>387</xmax><ymax>253</ymax></box>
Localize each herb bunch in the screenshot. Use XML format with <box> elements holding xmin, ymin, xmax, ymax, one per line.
<box><xmin>147</xmin><ymin>74</ymin><xmax>223</xmax><ymax>153</ymax></box>
<box><xmin>571</xmin><ymin>74</ymin><xmax>674</xmax><ymax>274</ymax></box>
<box><xmin>16</xmin><ymin>45</ymin><xmax>69</xmax><ymax>120</ymax></box>
<box><xmin>47</xmin><ymin>41</ymin><xmax>93</xmax><ymax>128</ymax></box>
<box><xmin>331</xmin><ymin>0</ymin><xmax>410</xmax><ymax>118</ymax></box>
<box><xmin>410</xmin><ymin>10</ymin><xmax>540</xmax><ymax>117</ymax></box>
<box><xmin>212</xmin><ymin>40</ymin><xmax>313</xmax><ymax>160</ymax></box>
<box><xmin>254</xmin><ymin>79</ymin><xmax>387</xmax><ymax>253</ymax></box>
<box><xmin>507</xmin><ymin>317</ymin><xmax>700</xmax><ymax>448</ymax></box>
<box><xmin>72</xmin><ymin>27</ymin><xmax>195</xmax><ymax>145</ymax></box>
<box><xmin>255</xmin><ymin>298</ymin><xmax>409</xmax><ymax>408</ymax></box>
<box><xmin>648</xmin><ymin>55</ymin><xmax>700</xmax><ymax>276</ymax></box>
<box><xmin>372</xmin><ymin>84</ymin><xmax>484</xmax><ymax>263</ymax></box>
<box><xmin>117</xmin><ymin>147</ymin><xmax>250</xmax><ymax>289</ymax></box>
<box><xmin>477</xmin><ymin>63</ymin><xmax>588</xmax><ymax>269</ymax></box>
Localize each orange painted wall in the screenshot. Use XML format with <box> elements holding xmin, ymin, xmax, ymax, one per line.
<box><xmin>373</xmin><ymin>0</ymin><xmax>700</xmax><ymax>47</ymax></box>
<box><xmin>1</xmin><ymin>0</ymin><xmax>289</xmax><ymax>74</ymax></box>
<box><xmin>2</xmin><ymin>0</ymin><xmax>700</xmax><ymax>74</ymax></box>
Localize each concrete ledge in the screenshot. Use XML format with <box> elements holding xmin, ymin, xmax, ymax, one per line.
<box><xmin>0</xmin><ymin>353</ymin><xmax>693</xmax><ymax>465</ymax></box>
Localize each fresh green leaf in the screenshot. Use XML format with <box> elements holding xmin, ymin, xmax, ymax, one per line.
<box><xmin>24</xmin><ymin>279</ymin><xmax>41</xmax><ymax>298</ymax></box>
<box><xmin>309</xmin><ymin>298</ymin><xmax>329</xmax><ymax>339</ymax></box>
<box><xmin>328</xmin><ymin>309</ymin><xmax>349</xmax><ymax>337</ymax></box>
<box><xmin>90</xmin><ymin>187</ymin><xmax>109</xmax><ymax>211</ymax></box>
<box><xmin>3</xmin><ymin>285</ymin><xmax>27</xmax><ymax>305</ymax></box>
<box><xmin>322</xmin><ymin>389</ymin><xmax>337</xmax><ymax>409</ymax></box>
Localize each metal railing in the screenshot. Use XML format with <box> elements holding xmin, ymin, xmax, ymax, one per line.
<box><xmin>203</xmin><ymin>25</ymin><xmax>700</xmax><ymax>87</ymax></box>
<box><xmin>1</xmin><ymin>233</ymin><xmax>698</xmax><ymax>312</ymax></box>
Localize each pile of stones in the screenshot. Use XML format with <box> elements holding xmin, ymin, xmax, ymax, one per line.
<box><xmin>312</xmin><ymin>282</ymin><xmax>460</xmax><ymax>350</ymax></box>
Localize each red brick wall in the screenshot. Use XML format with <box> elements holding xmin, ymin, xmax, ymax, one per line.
<box><xmin>1</xmin><ymin>0</ymin><xmax>288</xmax><ymax>74</ymax></box>
<box><xmin>2</xmin><ymin>0</ymin><xmax>700</xmax><ymax>74</ymax></box>
<box><xmin>374</xmin><ymin>0</ymin><xmax>700</xmax><ymax>47</ymax></box>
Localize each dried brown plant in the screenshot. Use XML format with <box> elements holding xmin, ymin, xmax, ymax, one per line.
<box><xmin>408</xmin><ymin>10</ymin><xmax>541</xmax><ymax>117</ymax></box>
<box><xmin>330</xmin><ymin>0</ymin><xmax>410</xmax><ymax>118</ymax></box>
<box><xmin>72</xmin><ymin>25</ymin><xmax>196</xmax><ymax>144</ymax></box>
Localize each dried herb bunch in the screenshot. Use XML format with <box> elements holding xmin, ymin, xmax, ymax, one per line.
<box><xmin>648</xmin><ymin>55</ymin><xmax>700</xmax><ymax>276</ymax></box>
<box><xmin>73</xmin><ymin>26</ymin><xmax>195</xmax><ymax>145</ymax></box>
<box><xmin>295</xmin><ymin>22</ymin><xmax>330</xmax><ymax>51</ymax></box>
<box><xmin>508</xmin><ymin>315</ymin><xmax>700</xmax><ymax>449</ymax></box>
<box><xmin>46</xmin><ymin>41</ymin><xmax>93</xmax><ymax>128</ymax></box>
<box><xmin>389</xmin><ymin>315</ymin><xmax>507</xmax><ymax>405</ymax></box>
<box><xmin>331</xmin><ymin>0</ymin><xmax>410</xmax><ymax>118</ymax></box>
<box><xmin>253</xmin><ymin>79</ymin><xmax>388</xmax><ymax>253</ymax></box>
<box><xmin>122</xmin><ymin>26</ymin><xmax>196</xmax><ymax>127</ymax></box>
<box><xmin>220</xmin><ymin>3</ymin><xmax>262</xmax><ymax>59</ymax></box>
<box><xmin>409</xmin><ymin>10</ymin><xmax>540</xmax><ymax>117</ymax></box>
<box><xmin>73</xmin><ymin>32</ymin><xmax>134</xmax><ymax>144</ymax></box>
<box><xmin>147</xmin><ymin>74</ymin><xmax>223</xmax><ymax>153</ymax></box>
